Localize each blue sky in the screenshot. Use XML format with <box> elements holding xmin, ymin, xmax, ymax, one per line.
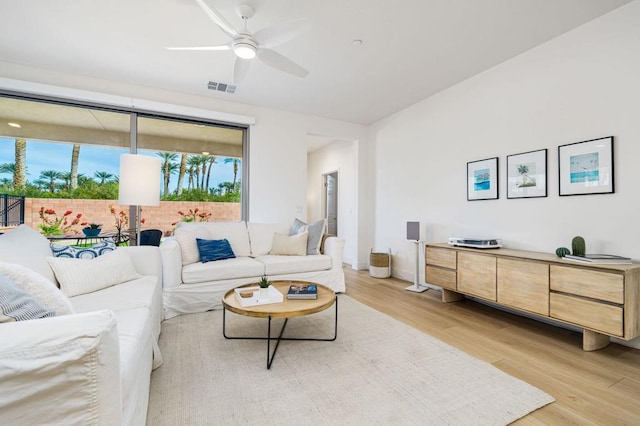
<box><xmin>0</xmin><ymin>138</ymin><xmax>239</xmax><ymax>193</ymax></box>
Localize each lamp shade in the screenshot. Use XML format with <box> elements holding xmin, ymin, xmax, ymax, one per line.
<box><xmin>118</xmin><ymin>154</ymin><xmax>161</xmax><ymax>206</ymax></box>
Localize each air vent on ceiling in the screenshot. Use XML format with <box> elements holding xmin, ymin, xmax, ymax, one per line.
<box><xmin>207</xmin><ymin>81</ymin><xmax>237</xmax><ymax>94</ymax></box>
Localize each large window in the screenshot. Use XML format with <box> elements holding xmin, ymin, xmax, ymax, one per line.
<box><xmin>0</xmin><ymin>93</ymin><xmax>247</xmax><ymax>234</ymax></box>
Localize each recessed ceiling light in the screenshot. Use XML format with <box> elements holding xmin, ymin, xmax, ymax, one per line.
<box><xmin>202</xmin><ymin>151</ymin><xmax>210</xmax><ymax>155</ymax></box>
<box><xmin>8</xmin><ymin>122</ymin><xmax>21</xmax><ymax>128</ymax></box>
<box><xmin>352</xmin><ymin>39</ymin><xmax>363</xmax><ymax>46</ymax></box>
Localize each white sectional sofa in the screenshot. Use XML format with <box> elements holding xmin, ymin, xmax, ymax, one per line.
<box><xmin>0</xmin><ymin>225</ymin><xmax>163</xmax><ymax>426</ymax></box>
<box><xmin>160</xmin><ymin>221</ymin><xmax>345</xmax><ymax>319</ymax></box>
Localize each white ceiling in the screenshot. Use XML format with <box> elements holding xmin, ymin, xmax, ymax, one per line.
<box><xmin>0</xmin><ymin>0</ymin><xmax>632</xmax><ymax>125</ymax></box>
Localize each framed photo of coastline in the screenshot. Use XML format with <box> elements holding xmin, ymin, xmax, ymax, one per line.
<box><xmin>506</xmin><ymin>149</ymin><xmax>547</xmax><ymax>199</ymax></box>
<box><xmin>467</xmin><ymin>157</ymin><xmax>498</xmax><ymax>201</ymax></box>
<box><xmin>559</xmin><ymin>136</ymin><xmax>614</xmax><ymax>196</ymax></box>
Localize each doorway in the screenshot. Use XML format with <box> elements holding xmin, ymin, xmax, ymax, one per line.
<box><xmin>323</xmin><ymin>171</ymin><xmax>338</xmax><ymax>235</ymax></box>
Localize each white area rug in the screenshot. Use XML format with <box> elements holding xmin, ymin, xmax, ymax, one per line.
<box><xmin>148</xmin><ymin>296</ymin><xmax>553</xmax><ymax>425</ymax></box>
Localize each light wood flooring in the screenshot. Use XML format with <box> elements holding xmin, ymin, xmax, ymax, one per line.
<box><xmin>343</xmin><ymin>266</ymin><xmax>640</xmax><ymax>425</ymax></box>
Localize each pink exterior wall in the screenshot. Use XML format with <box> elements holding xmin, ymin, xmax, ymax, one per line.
<box><xmin>24</xmin><ymin>198</ymin><xmax>241</xmax><ymax>235</ymax></box>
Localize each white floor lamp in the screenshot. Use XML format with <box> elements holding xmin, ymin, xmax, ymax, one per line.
<box><xmin>405</xmin><ymin>221</ymin><xmax>428</xmax><ymax>293</ymax></box>
<box><xmin>118</xmin><ymin>154</ymin><xmax>161</xmax><ymax>246</ymax></box>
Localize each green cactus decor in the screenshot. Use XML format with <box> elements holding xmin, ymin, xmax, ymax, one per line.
<box><xmin>555</xmin><ymin>247</ymin><xmax>571</xmax><ymax>258</ymax></box>
<box><xmin>572</xmin><ymin>236</ymin><xmax>586</xmax><ymax>257</ymax></box>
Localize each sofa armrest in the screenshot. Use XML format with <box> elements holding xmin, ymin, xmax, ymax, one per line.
<box><xmin>0</xmin><ymin>310</ymin><xmax>122</xmax><ymax>425</ymax></box>
<box><xmin>322</xmin><ymin>236</ymin><xmax>345</xmax><ymax>270</ymax></box>
<box><xmin>159</xmin><ymin>237</ymin><xmax>183</xmax><ymax>290</ymax></box>
<box><xmin>120</xmin><ymin>245</ymin><xmax>163</xmax><ymax>288</ymax></box>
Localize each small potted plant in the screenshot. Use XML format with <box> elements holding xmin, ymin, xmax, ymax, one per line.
<box><xmin>82</xmin><ymin>223</ymin><xmax>102</xmax><ymax>237</ymax></box>
<box><xmin>258</xmin><ymin>275</ymin><xmax>271</xmax><ymax>299</ymax></box>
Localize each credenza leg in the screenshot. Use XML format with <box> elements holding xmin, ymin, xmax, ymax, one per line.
<box><xmin>583</xmin><ymin>329</ymin><xmax>610</xmax><ymax>351</ymax></box>
<box><xmin>442</xmin><ymin>289</ymin><xmax>465</xmax><ymax>303</ymax></box>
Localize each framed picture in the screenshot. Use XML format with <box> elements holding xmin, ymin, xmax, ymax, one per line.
<box><xmin>467</xmin><ymin>157</ymin><xmax>498</xmax><ymax>201</ymax></box>
<box><xmin>558</xmin><ymin>136</ymin><xmax>614</xmax><ymax>196</ymax></box>
<box><xmin>506</xmin><ymin>149</ymin><xmax>547</xmax><ymax>199</ymax></box>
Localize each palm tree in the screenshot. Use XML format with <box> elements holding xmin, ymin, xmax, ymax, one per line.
<box><xmin>176</xmin><ymin>153</ymin><xmax>188</xmax><ymax>196</ymax></box>
<box><xmin>205</xmin><ymin>156</ymin><xmax>216</xmax><ymax>192</ymax></box>
<box><xmin>517</xmin><ymin>164</ymin><xmax>530</xmax><ymax>186</ymax></box>
<box><xmin>59</xmin><ymin>171</ymin><xmax>72</xmax><ymax>190</ymax></box>
<box><xmin>187</xmin><ymin>156</ymin><xmax>200</xmax><ymax>191</ymax></box>
<box><xmin>157</xmin><ymin>152</ymin><xmax>178</xmax><ymax>195</ymax></box>
<box><xmin>39</xmin><ymin>170</ymin><xmax>62</xmax><ymax>193</ymax></box>
<box><xmin>14</xmin><ymin>139</ymin><xmax>27</xmax><ymax>188</ymax></box>
<box><xmin>0</xmin><ymin>163</ymin><xmax>14</xmax><ymax>175</ymax></box>
<box><xmin>197</xmin><ymin>155</ymin><xmax>210</xmax><ymax>190</ymax></box>
<box><xmin>94</xmin><ymin>171</ymin><xmax>114</xmax><ymax>185</ymax></box>
<box><xmin>224</xmin><ymin>158</ymin><xmax>240</xmax><ymax>192</ymax></box>
<box><xmin>70</xmin><ymin>144</ymin><xmax>80</xmax><ymax>190</ymax></box>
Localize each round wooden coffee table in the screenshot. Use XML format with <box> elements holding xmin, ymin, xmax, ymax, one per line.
<box><xmin>222</xmin><ymin>281</ymin><xmax>338</xmax><ymax>369</ymax></box>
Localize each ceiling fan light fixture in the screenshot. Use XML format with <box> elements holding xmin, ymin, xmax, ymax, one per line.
<box><xmin>233</xmin><ymin>37</ymin><xmax>257</xmax><ymax>59</ymax></box>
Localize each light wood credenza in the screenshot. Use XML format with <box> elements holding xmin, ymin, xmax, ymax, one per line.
<box><xmin>425</xmin><ymin>243</ymin><xmax>640</xmax><ymax>351</ymax></box>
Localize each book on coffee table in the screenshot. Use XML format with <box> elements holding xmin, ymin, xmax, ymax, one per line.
<box><xmin>287</xmin><ymin>284</ymin><xmax>318</xmax><ymax>300</ymax></box>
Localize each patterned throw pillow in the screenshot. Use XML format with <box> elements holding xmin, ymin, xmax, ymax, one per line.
<box><xmin>0</xmin><ymin>273</ymin><xmax>55</xmax><ymax>323</ymax></box>
<box><xmin>50</xmin><ymin>238</ymin><xmax>116</xmax><ymax>259</ymax></box>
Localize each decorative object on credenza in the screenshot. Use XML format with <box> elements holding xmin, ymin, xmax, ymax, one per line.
<box><xmin>555</xmin><ymin>247</ymin><xmax>571</xmax><ymax>258</ymax></box>
<box><xmin>467</xmin><ymin>157</ymin><xmax>498</xmax><ymax>201</ymax></box>
<box><xmin>571</xmin><ymin>236</ymin><xmax>586</xmax><ymax>256</ymax></box>
<box><xmin>506</xmin><ymin>149</ymin><xmax>547</xmax><ymax>199</ymax></box>
<box><xmin>559</xmin><ymin>136</ymin><xmax>614</xmax><ymax>196</ymax></box>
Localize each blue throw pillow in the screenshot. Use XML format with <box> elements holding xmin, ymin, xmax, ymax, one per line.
<box><xmin>196</xmin><ymin>238</ymin><xmax>236</xmax><ymax>263</ymax></box>
<box><xmin>50</xmin><ymin>238</ymin><xmax>116</xmax><ymax>259</ymax></box>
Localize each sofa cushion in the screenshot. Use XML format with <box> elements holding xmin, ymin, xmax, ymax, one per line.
<box><xmin>0</xmin><ymin>261</ymin><xmax>75</xmax><ymax>315</ymax></box>
<box><xmin>200</xmin><ymin>221</ymin><xmax>251</xmax><ymax>257</ymax></box>
<box><xmin>50</xmin><ymin>238</ymin><xmax>116</xmax><ymax>258</ymax></box>
<box><xmin>174</xmin><ymin>226</ymin><xmax>207</xmax><ymax>265</ymax></box>
<box><xmin>0</xmin><ymin>273</ymin><xmax>55</xmax><ymax>322</ymax></box>
<box><xmin>257</xmin><ymin>254</ymin><xmax>332</xmax><ymax>275</ymax></box>
<box><xmin>270</xmin><ymin>232</ymin><xmax>308</xmax><ymax>256</ymax></box>
<box><xmin>182</xmin><ymin>257</ymin><xmax>265</xmax><ymax>284</ymax></box>
<box><xmin>48</xmin><ymin>249</ymin><xmax>142</xmax><ymax>297</ymax></box>
<box><xmin>248</xmin><ymin>223</ymin><xmax>290</xmax><ymax>257</ymax></box>
<box><xmin>290</xmin><ymin>218</ymin><xmax>327</xmax><ymax>255</ymax></box>
<box><xmin>0</xmin><ymin>225</ymin><xmax>56</xmax><ymax>283</ymax></box>
<box><xmin>71</xmin><ymin>276</ymin><xmax>160</xmax><ymax>315</ymax></box>
<box><xmin>196</xmin><ymin>238</ymin><xmax>236</xmax><ymax>263</ymax></box>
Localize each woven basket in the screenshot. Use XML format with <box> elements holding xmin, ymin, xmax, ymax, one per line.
<box><xmin>369</xmin><ymin>249</ymin><xmax>391</xmax><ymax>278</ymax></box>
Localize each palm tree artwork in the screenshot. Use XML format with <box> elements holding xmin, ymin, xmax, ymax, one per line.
<box><xmin>517</xmin><ymin>163</ymin><xmax>536</xmax><ymax>188</ymax></box>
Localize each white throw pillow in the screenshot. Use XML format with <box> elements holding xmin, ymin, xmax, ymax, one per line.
<box><xmin>0</xmin><ymin>261</ymin><xmax>75</xmax><ymax>315</ymax></box>
<box><xmin>248</xmin><ymin>223</ymin><xmax>290</xmax><ymax>257</ymax></box>
<box><xmin>0</xmin><ymin>225</ymin><xmax>56</xmax><ymax>283</ymax></box>
<box><xmin>270</xmin><ymin>232</ymin><xmax>308</xmax><ymax>256</ymax></box>
<box><xmin>290</xmin><ymin>218</ymin><xmax>327</xmax><ymax>255</ymax></box>
<box><xmin>0</xmin><ymin>274</ymin><xmax>56</xmax><ymax>323</ymax></box>
<box><xmin>174</xmin><ymin>226</ymin><xmax>210</xmax><ymax>265</ymax></box>
<box><xmin>47</xmin><ymin>250</ymin><xmax>142</xmax><ymax>297</ymax></box>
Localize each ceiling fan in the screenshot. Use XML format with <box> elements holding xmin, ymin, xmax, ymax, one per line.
<box><xmin>167</xmin><ymin>0</ymin><xmax>311</xmax><ymax>85</ymax></box>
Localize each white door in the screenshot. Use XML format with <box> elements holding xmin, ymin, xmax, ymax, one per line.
<box><xmin>323</xmin><ymin>172</ymin><xmax>338</xmax><ymax>235</ymax></box>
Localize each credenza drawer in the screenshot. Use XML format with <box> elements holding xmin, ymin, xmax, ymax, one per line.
<box><xmin>497</xmin><ymin>258</ymin><xmax>549</xmax><ymax>316</ymax></box>
<box><xmin>426</xmin><ymin>247</ymin><xmax>457</xmax><ymax>269</ymax></box>
<box><xmin>426</xmin><ymin>266</ymin><xmax>456</xmax><ymax>290</ymax></box>
<box><xmin>550</xmin><ymin>265</ymin><xmax>624</xmax><ymax>304</ymax></box>
<box><xmin>550</xmin><ymin>293</ymin><xmax>623</xmax><ymax>337</ymax></box>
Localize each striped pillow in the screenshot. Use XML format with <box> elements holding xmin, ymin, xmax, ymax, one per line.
<box><xmin>0</xmin><ymin>273</ymin><xmax>55</xmax><ymax>323</ymax></box>
<box><xmin>47</xmin><ymin>249</ymin><xmax>141</xmax><ymax>297</ymax></box>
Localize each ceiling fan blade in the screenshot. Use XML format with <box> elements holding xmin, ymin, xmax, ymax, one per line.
<box><xmin>194</xmin><ymin>0</ymin><xmax>238</xmax><ymax>39</ymax></box>
<box><xmin>254</xmin><ymin>19</ymin><xmax>311</xmax><ymax>49</ymax></box>
<box><xmin>165</xmin><ymin>43</ymin><xmax>231</xmax><ymax>51</ymax></box>
<box><xmin>233</xmin><ymin>57</ymin><xmax>251</xmax><ymax>85</ymax></box>
<box><xmin>257</xmin><ymin>49</ymin><xmax>308</xmax><ymax>78</ymax></box>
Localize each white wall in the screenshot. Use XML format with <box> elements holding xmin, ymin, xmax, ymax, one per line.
<box><xmin>0</xmin><ymin>64</ymin><xmax>368</xmax><ymax>229</ymax></box>
<box><xmin>307</xmin><ymin>140</ymin><xmax>357</xmax><ymax>266</ymax></box>
<box><xmin>368</xmin><ymin>1</ymin><xmax>640</xmax><ymax>345</ymax></box>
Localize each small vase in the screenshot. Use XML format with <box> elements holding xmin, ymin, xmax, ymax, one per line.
<box><xmin>83</xmin><ymin>228</ymin><xmax>101</xmax><ymax>237</ymax></box>
<box><xmin>259</xmin><ymin>287</ymin><xmax>269</xmax><ymax>299</ymax></box>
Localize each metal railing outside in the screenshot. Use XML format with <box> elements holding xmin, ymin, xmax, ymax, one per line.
<box><xmin>0</xmin><ymin>194</ymin><xmax>25</xmax><ymax>227</ymax></box>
